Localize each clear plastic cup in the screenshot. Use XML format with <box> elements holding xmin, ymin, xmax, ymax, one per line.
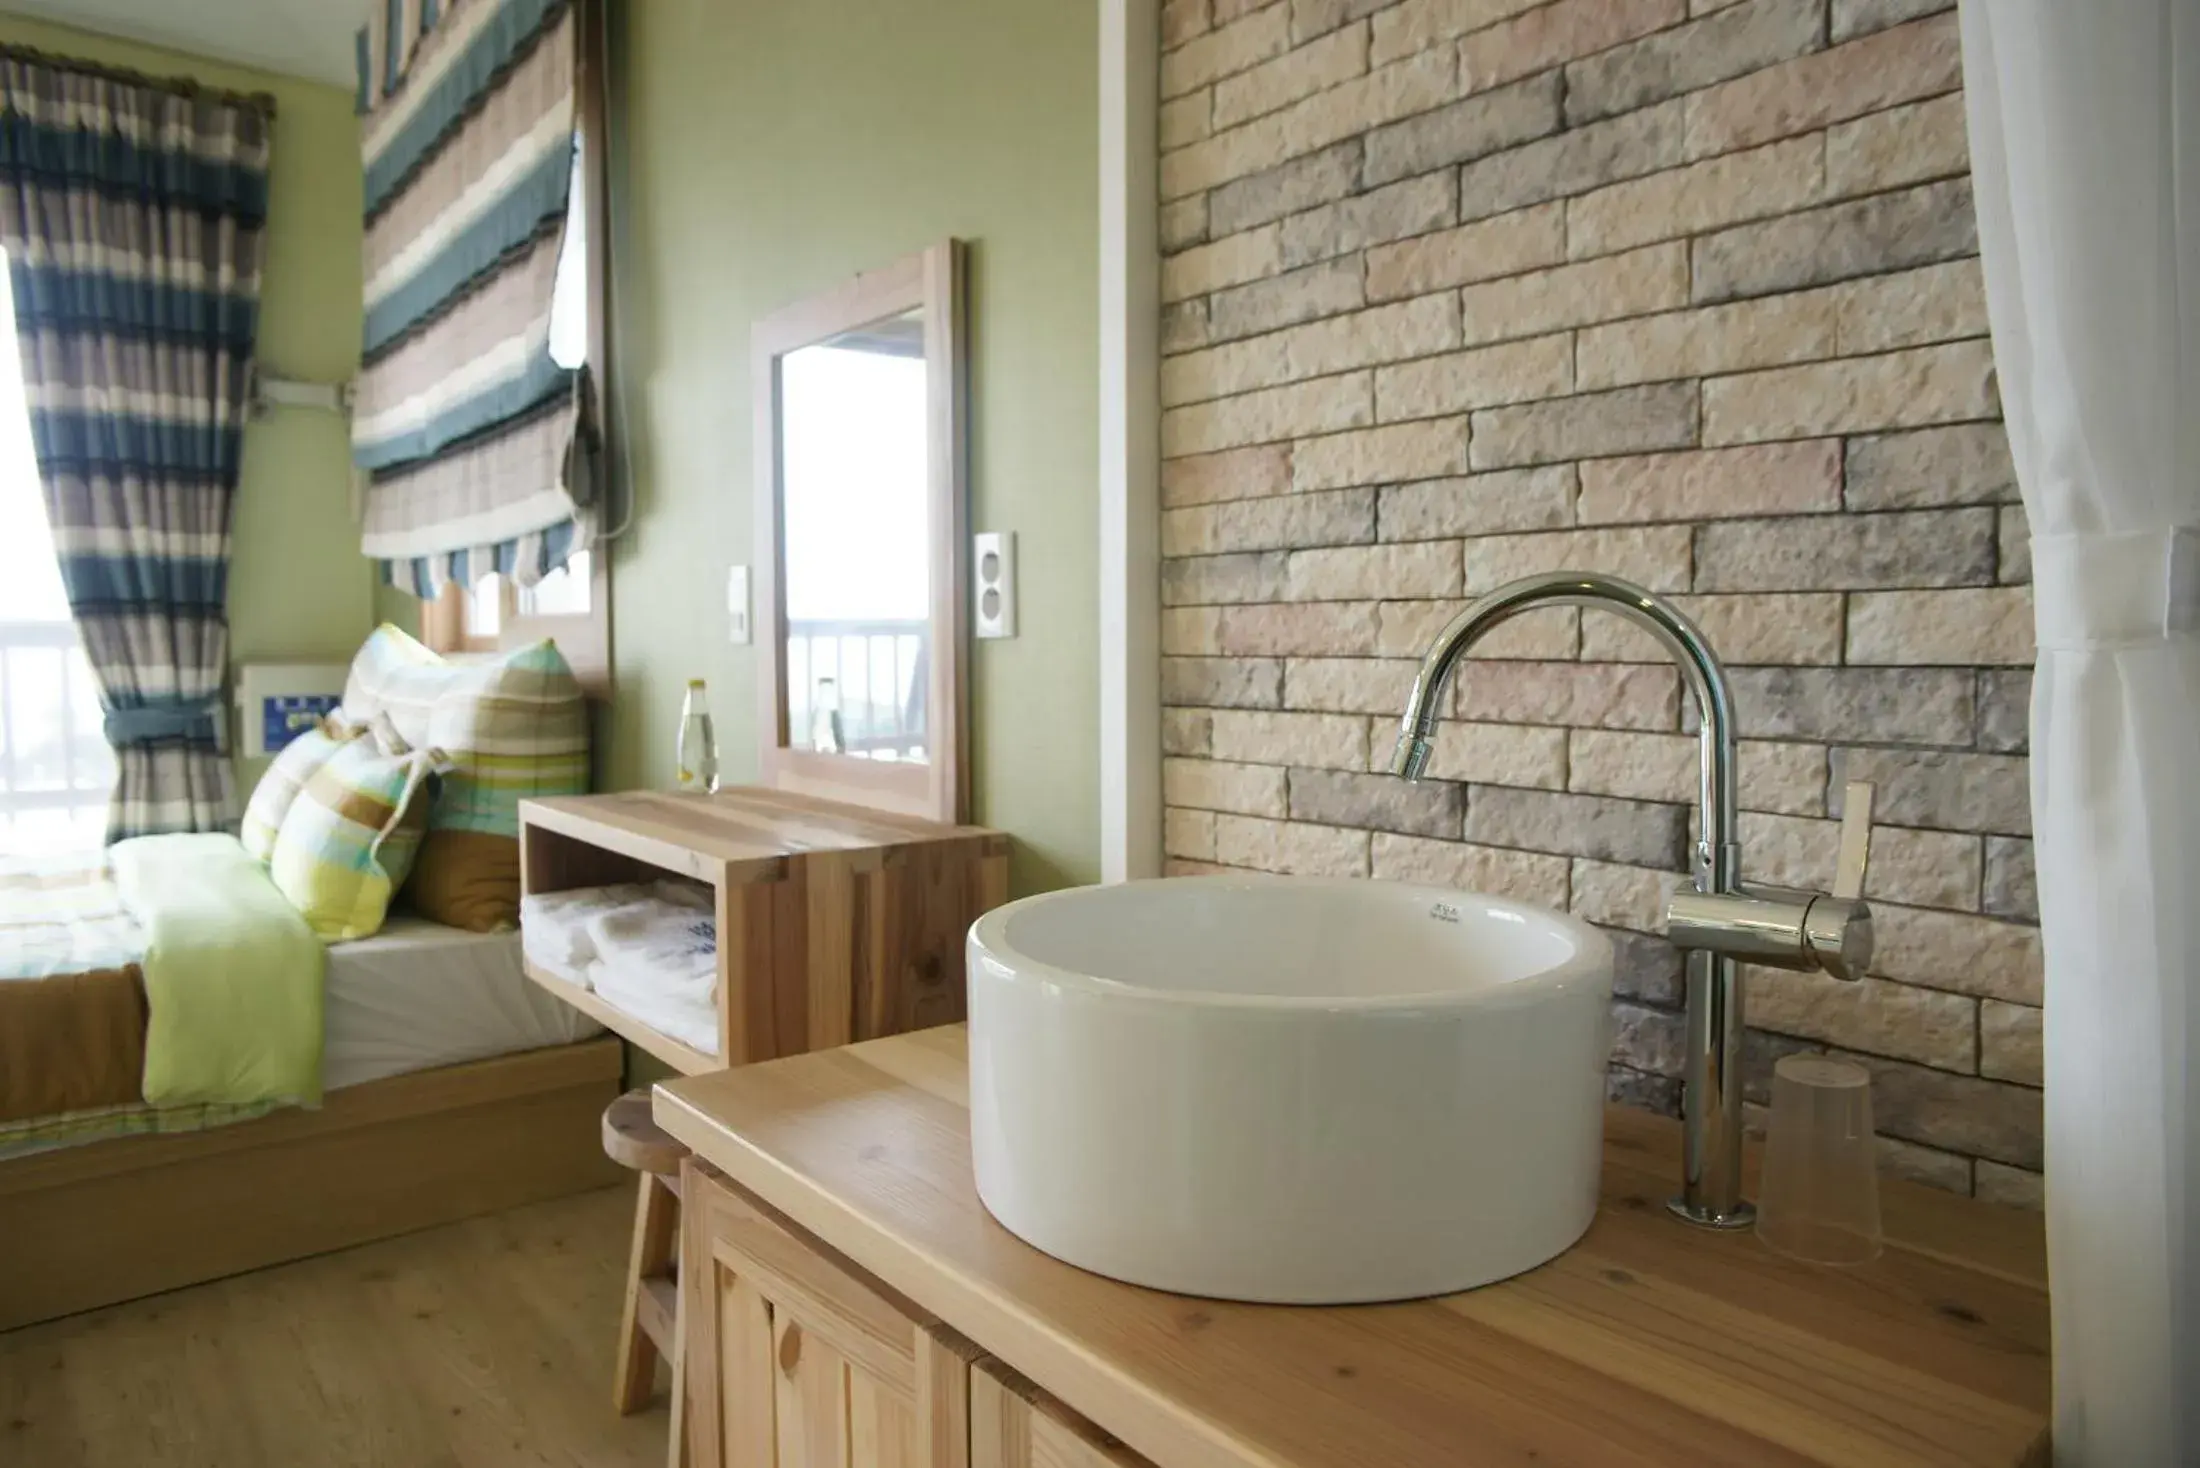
<box><xmin>1756</xmin><ymin>1054</ymin><xmax>1882</xmax><ymax>1266</ymax></box>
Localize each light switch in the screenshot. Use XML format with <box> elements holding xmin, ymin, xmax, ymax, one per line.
<box><xmin>974</xmin><ymin>531</ymin><xmax>1016</xmax><ymax>639</ymax></box>
<box><xmin>727</xmin><ymin>565</ymin><xmax>751</xmax><ymax>644</ymax></box>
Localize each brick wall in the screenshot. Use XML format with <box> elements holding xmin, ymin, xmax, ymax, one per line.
<box><xmin>1155</xmin><ymin>0</ymin><xmax>2042</xmax><ymax>1202</ymax></box>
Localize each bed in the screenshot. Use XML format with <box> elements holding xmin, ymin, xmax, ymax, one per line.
<box><xmin>0</xmin><ymin>843</ymin><xmax>623</xmax><ymax>1331</ymax></box>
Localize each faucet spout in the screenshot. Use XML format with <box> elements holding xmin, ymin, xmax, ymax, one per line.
<box><xmin>1389</xmin><ymin>572</ymin><xmax>1873</xmax><ymax>1232</ymax></box>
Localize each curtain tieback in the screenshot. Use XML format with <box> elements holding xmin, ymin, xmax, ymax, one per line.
<box><xmin>104</xmin><ymin>695</ymin><xmax>224</xmax><ymax>748</ymax></box>
<box><xmin>2032</xmin><ymin>527</ymin><xmax>2200</xmax><ymax>652</ymax></box>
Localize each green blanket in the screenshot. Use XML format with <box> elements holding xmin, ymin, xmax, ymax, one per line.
<box><xmin>113</xmin><ymin>833</ymin><xmax>325</xmax><ymax>1108</ymax></box>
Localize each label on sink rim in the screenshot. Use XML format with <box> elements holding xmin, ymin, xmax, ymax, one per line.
<box><xmin>1430</xmin><ymin>901</ymin><xmax>1462</xmax><ymax>924</ymax></box>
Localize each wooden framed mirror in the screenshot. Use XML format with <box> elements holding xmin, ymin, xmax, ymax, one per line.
<box><xmin>754</xmin><ymin>240</ymin><xmax>969</xmax><ymax>824</ymax></box>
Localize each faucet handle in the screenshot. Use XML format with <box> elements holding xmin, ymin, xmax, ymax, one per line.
<box><xmin>1832</xmin><ymin>780</ymin><xmax>1875</xmax><ymax>901</ymax></box>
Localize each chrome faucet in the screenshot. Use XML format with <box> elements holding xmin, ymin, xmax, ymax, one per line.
<box><xmin>1390</xmin><ymin>571</ymin><xmax>1876</xmax><ymax>1228</ymax></box>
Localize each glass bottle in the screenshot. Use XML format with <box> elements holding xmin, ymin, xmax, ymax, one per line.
<box><xmin>677</xmin><ymin>679</ymin><xmax>720</xmax><ymax>793</ymax></box>
<box><xmin>810</xmin><ymin>676</ymin><xmax>845</xmax><ymax>755</ymax></box>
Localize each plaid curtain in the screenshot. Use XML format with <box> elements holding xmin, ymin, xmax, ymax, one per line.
<box><xmin>0</xmin><ymin>49</ymin><xmax>272</xmax><ymax>840</ymax></box>
<box><xmin>354</xmin><ymin>0</ymin><xmax>592</xmax><ymax>596</ymax></box>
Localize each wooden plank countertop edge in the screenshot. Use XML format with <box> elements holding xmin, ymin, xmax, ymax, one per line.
<box><xmin>656</xmin><ymin>1025</ymin><xmax>2051</xmax><ymax>1468</ymax></box>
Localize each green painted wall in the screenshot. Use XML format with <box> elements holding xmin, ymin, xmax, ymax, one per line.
<box><xmin>606</xmin><ymin>0</ymin><xmax>1101</xmax><ymax>892</ymax></box>
<box><xmin>0</xmin><ymin>18</ymin><xmax>373</xmax><ymax>787</ymax></box>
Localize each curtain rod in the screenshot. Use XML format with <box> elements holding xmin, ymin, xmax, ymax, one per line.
<box><xmin>0</xmin><ymin>42</ymin><xmax>278</xmax><ymax>116</ymax></box>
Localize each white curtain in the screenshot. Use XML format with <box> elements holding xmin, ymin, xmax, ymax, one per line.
<box><xmin>1959</xmin><ymin>4</ymin><xmax>2197</xmax><ymax>1464</ymax></box>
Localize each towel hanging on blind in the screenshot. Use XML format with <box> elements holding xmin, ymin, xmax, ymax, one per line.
<box><xmin>351</xmin><ymin>0</ymin><xmax>594</xmax><ymax>596</ymax></box>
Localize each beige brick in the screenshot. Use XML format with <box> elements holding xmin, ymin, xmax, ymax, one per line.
<box><xmin>1452</xmin><ymin>660</ymin><xmax>1681</xmax><ymax>730</ymax></box>
<box><xmin>1365</xmin><ymin>201</ymin><xmax>1565</xmax><ymax>301</ymax></box>
<box><xmin>1580</xmin><ymin>591</ymin><xmax>1845</xmax><ymax>666</ymax></box>
<box><xmin>1165</xmin><ymin>857</ymin><xmax>1238</xmax><ymax>877</ymax></box>
<box><xmin>1162</xmin><ymin>606</ymin><xmax>1223</xmax><ymax>654</ymax></box>
<box><xmin>1210</xmin><ymin>707</ymin><xmax>1368</xmax><ymax>768</ymax></box>
<box><xmin>1161</xmin><ymin>90</ymin><xmax>1214</xmax><ymax>152</ymax></box>
<box><xmin>1416</xmin><ymin>719</ymin><xmax>1568</xmax><ymax>788</ymax></box>
<box><xmin>1163</xmin><ymin>487</ymin><xmax>1373</xmax><ymax>555</ymax></box>
<box><xmin>1576</xmin><ymin>441</ymin><xmax>1840</xmax><ymax>524</ymax></box>
<box><xmin>1216</xmin><ymin>0</ymin><xmax>1276</xmax><ymax>20</ymax></box>
<box><xmin>1459</xmin><ymin>242</ymin><xmax>1688</xmax><ymax>348</ymax></box>
<box><xmin>1974</xmin><ymin>1160</ymin><xmax>2043</xmax><ymax>1209</ymax></box>
<box><xmin>1379</xmin><ymin>464</ymin><xmax>1577</xmax><ymax>541</ymax></box>
<box><xmin>1684</xmin><ymin>13</ymin><xmax>1963</xmax><ymax>158</ymax></box>
<box><xmin>1740</xmin><ymin>811</ymin><xmax>1982</xmax><ymax>910</ymax></box>
<box><xmin>1829</xmin><ymin>258</ymin><xmax>1990</xmax><ymax>356</ymax></box>
<box><xmin>1569</xmin><ymin>729</ymin><xmax>1826</xmax><ymax>815</ymax></box>
<box><xmin>1294</xmin><ymin>419</ymin><xmax>1470</xmax><ymax>493</ymax></box>
<box><xmin>1696</xmin><ymin>509</ymin><xmax>1992</xmax><ymax>593</ymax></box>
<box><xmin>1161</xmin><ymin>225</ymin><xmax>1281</xmax><ymax>303</ymax></box>
<box><xmin>1162</xmin><ymin>371</ymin><xmax>1375</xmax><ymax>457</ymax></box>
<box><xmin>1978</xmin><ymin>1000</ymin><xmax>2042</xmax><ymax>1087</ymax></box>
<box><xmin>1160</xmin><ymin>195</ymin><xmax>1209</xmax><ymax>253</ymax></box>
<box><xmin>1848</xmin><ymin>588</ymin><xmax>2034</xmax><ymax>666</ymax></box>
<box><xmin>1163</xmin><ymin>707</ymin><xmax>1214</xmax><ymax>755</ymax></box>
<box><xmin>1214</xmin><ymin>814</ymin><xmax>1372</xmax><ymax>875</ymax></box>
<box><xmin>1163</xmin><ymin>298</ymin><xmax>1211</xmax><ymax>354</ymax></box>
<box><xmin>1163</xmin><ymin>0</ymin><xmax>1212</xmax><ymax>48</ymax></box>
<box><xmin>1288</xmin><ymin>541</ymin><xmax>1459</xmax><ymax>600</ymax></box>
<box><xmin>1208</xmin><ymin>258</ymin><xmax>1366</xmax><ymax>343</ymax></box>
<box><xmin>1702</xmin><ymin>340</ymin><xmax>1999</xmax><ymax>445</ymax></box>
<box><xmin>1458</xmin><ymin>0</ymin><xmax>1684</xmax><ymax>95</ymax></box>
<box><xmin>1831</xmin><ymin>0</ymin><xmax>1950</xmax><ymax>42</ymax></box>
<box><xmin>1464</xmin><ymin>525</ymin><xmax>1692</xmax><ymax>594</ymax></box>
<box><xmin>1839</xmin><ymin>1052</ymin><xmax>2041</xmax><ymax>1170</ymax></box>
<box><xmin>1874</xmin><ymin>1135</ymin><xmax>1973</xmax><ymax>1194</ymax></box>
<box><xmin>1377</xmin><ymin>599</ymin><xmax>1579</xmax><ymax>658</ymax></box>
<box><xmin>1164</xmin><ymin>806</ymin><xmax>1219</xmax><ymax>860</ymax></box>
<box><xmin>1575</xmin><ymin>293</ymin><xmax>1836</xmax><ymax>391</ymax></box>
<box><xmin>1162</xmin><ymin>443</ymin><xmax>1294</xmax><ymax>508</ymax></box>
<box><xmin>1563</xmin><ymin>0</ymin><xmax>1823</xmax><ymax>126</ymax></box>
<box><xmin>1371</xmin><ymin>832</ymin><xmax>1572</xmax><ymax>907</ymax></box>
<box><xmin>1165</xmin><ymin>551</ymin><xmax>1286</xmax><ymax>607</ymax></box>
<box><xmin>1472</xmin><ymin>384</ymin><xmax>1700</xmax><ymax>468</ymax></box>
<box><xmin>1162</xmin><ymin>295</ymin><xmax>1461</xmax><ymax>408</ymax></box>
<box><xmin>1872</xmin><ymin>904</ymin><xmax>2043</xmax><ymax>1005</ymax></box>
<box><xmin>1162</xmin><ymin>3</ymin><xmax>1293</xmax><ymax>98</ymax></box>
<box><xmin>1289</xmin><ymin>0</ymin><xmax>1391</xmax><ymax>44</ymax></box>
<box><xmin>1367</xmin><ymin>73</ymin><xmax>1569</xmax><ymax>188</ymax></box>
<box><xmin>1282</xmin><ymin>656</ymin><xmax>1419</xmax><ymax>714</ymax></box>
<box><xmin>1164</xmin><ymin>756</ymin><xmax>1290</xmax><ymax>816</ymax></box>
<box><xmin>1570</xmin><ymin>858</ymin><xmax>1684</xmax><ymax>931</ymax></box>
<box><xmin>1843</xmin><ymin>423</ymin><xmax>2016</xmax><ymax>512</ymax></box>
<box><xmin>1455</xmin><ymin>99</ymin><xmax>1685</xmax><ymax>222</ymax></box>
<box><xmin>1566</xmin><ymin>135</ymin><xmax>1823</xmax><ymax>259</ymax></box>
<box><xmin>1163</xmin><ymin>655</ymin><xmax>1284</xmax><ymax>708</ymax></box>
<box><xmin>1216</xmin><ymin>600</ymin><xmax>1381</xmax><ymax>655</ymax></box>
<box><xmin>1692</xmin><ymin>178</ymin><xmax>1975</xmax><ymax>304</ymax></box>
<box><xmin>1279</xmin><ymin>173</ymin><xmax>1459</xmax><ymax>270</ymax></box>
<box><xmin>1162</xmin><ymin>46</ymin><xmax>1457</xmax><ymax>199</ymax></box>
<box><xmin>1211</xmin><ymin>142</ymin><xmax>1362</xmax><ymax>236</ymax></box>
<box><xmin>1370</xmin><ymin>0</ymin><xmax>1544</xmax><ymax>67</ymax></box>
<box><xmin>1213</xmin><ymin>20</ymin><xmax>1370</xmax><ymax>128</ymax></box>
<box><xmin>1373</xmin><ymin>334</ymin><xmax>1574</xmax><ymax>422</ymax></box>
<box><xmin>1826</xmin><ymin>91</ymin><xmax>1970</xmax><ymax>197</ymax></box>
<box><xmin>1746</xmin><ymin>970</ymin><xmax>1976</xmax><ymax>1072</ymax></box>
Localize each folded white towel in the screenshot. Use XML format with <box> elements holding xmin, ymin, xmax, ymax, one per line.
<box><xmin>588</xmin><ymin>958</ymin><xmax>720</xmax><ymax>1056</ymax></box>
<box><xmin>520</xmin><ymin>879</ymin><xmax>711</xmax><ymax>980</ymax></box>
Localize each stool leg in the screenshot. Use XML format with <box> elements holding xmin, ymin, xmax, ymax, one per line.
<box><xmin>665</xmin><ymin>1250</ymin><xmax>688</xmax><ymax>1468</ymax></box>
<box><xmin>615</xmin><ymin>1173</ymin><xmax>680</xmax><ymax>1414</ymax></box>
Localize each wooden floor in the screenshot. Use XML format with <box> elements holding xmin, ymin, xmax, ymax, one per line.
<box><xmin>0</xmin><ymin>1186</ymin><xmax>670</xmax><ymax>1468</ymax></box>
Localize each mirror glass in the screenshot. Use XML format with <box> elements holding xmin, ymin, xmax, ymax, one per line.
<box><xmin>778</xmin><ymin>306</ymin><xmax>931</xmax><ymax>765</ymax></box>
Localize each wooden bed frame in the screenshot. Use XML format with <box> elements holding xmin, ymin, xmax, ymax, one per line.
<box><xmin>0</xmin><ymin>1036</ymin><xmax>626</xmax><ymax>1332</ymax></box>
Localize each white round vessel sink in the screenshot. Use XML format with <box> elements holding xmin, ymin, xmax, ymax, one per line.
<box><xmin>967</xmin><ymin>875</ymin><xmax>1616</xmax><ymax>1304</ymax></box>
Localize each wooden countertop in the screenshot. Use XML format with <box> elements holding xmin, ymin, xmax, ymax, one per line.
<box><xmin>656</xmin><ymin>1025</ymin><xmax>2051</xmax><ymax>1468</ymax></box>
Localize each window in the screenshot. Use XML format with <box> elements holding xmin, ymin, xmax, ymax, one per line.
<box><xmin>0</xmin><ymin>248</ymin><xmax>114</xmax><ymax>853</ymax></box>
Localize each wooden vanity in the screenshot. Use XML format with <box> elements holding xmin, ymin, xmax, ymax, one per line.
<box><xmin>655</xmin><ymin>1024</ymin><xmax>2051</xmax><ymax>1468</ymax></box>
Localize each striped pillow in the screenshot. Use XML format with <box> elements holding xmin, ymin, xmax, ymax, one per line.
<box><xmin>239</xmin><ymin>715</ymin><xmax>368</xmax><ymax>862</ymax></box>
<box><xmin>268</xmin><ymin>727</ymin><xmax>439</xmax><ymax>942</ymax></box>
<box><xmin>339</xmin><ymin>622</ymin><xmax>453</xmax><ymax>751</ymax></box>
<box><xmin>406</xmin><ymin>639</ymin><xmax>589</xmax><ymax>931</ymax></box>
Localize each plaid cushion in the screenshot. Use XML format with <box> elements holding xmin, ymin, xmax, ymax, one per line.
<box><xmin>340</xmin><ymin>622</ymin><xmax>452</xmax><ymax>751</ymax></box>
<box><xmin>268</xmin><ymin>729</ymin><xmax>437</xmax><ymax>942</ymax></box>
<box><xmin>238</xmin><ymin>715</ymin><xmax>369</xmax><ymax>862</ymax></box>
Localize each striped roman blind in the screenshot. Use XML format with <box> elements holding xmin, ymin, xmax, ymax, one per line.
<box><xmin>352</xmin><ymin>0</ymin><xmax>592</xmax><ymax>596</ymax></box>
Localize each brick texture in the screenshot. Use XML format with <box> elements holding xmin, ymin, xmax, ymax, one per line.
<box><xmin>1158</xmin><ymin>0</ymin><xmax>2031</xmax><ymax>1200</ymax></box>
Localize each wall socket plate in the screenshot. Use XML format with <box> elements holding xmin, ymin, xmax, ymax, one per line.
<box><xmin>727</xmin><ymin>565</ymin><xmax>751</xmax><ymax>644</ymax></box>
<box><xmin>974</xmin><ymin>531</ymin><xmax>1016</xmax><ymax>639</ymax></box>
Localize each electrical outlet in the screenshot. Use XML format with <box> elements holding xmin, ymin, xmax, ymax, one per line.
<box><xmin>727</xmin><ymin>565</ymin><xmax>751</xmax><ymax>644</ymax></box>
<box><xmin>974</xmin><ymin>531</ymin><xmax>1016</xmax><ymax>639</ymax></box>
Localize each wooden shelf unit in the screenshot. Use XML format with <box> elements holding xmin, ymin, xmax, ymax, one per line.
<box><xmin>518</xmin><ymin>786</ymin><xmax>1010</xmax><ymax>1074</ymax></box>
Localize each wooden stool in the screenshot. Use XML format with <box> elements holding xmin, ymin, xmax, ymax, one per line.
<box><xmin>604</xmin><ymin>1088</ymin><xmax>689</xmax><ymax>1464</ymax></box>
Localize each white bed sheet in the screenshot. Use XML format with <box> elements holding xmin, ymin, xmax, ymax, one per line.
<box><xmin>324</xmin><ymin>917</ymin><xmax>604</xmax><ymax>1091</ymax></box>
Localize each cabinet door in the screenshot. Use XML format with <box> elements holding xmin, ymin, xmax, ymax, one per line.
<box><xmin>682</xmin><ymin>1161</ymin><xmax>975</xmax><ymax>1468</ymax></box>
<box><xmin>969</xmin><ymin>1358</ymin><xmax>1156</xmax><ymax>1468</ymax></box>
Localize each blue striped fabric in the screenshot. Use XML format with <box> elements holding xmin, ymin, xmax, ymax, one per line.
<box><xmin>381</xmin><ymin>514</ymin><xmax>580</xmax><ymax>598</ymax></box>
<box><xmin>0</xmin><ymin>49</ymin><xmax>271</xmax><ymax>841</ymax></box>
<box><xmin>363</xmin><ymin>0</ymin><xmax>568</xmax><ymax>216</ymax></box>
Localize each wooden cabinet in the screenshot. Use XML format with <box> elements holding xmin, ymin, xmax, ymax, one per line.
<box><xmin>681</xmin><ymin>1160</ymin><xmax>980</xmax><ymax>1467</ymax></box>
<box><xmin>519</xmin><ymin>787</ymin><xmax>1009</xmax><ymax>1075</ymax></box>
<box><xmin>969</xmin><ymin>1359</ymin><xmax>1156</xmax><ymax>1468</ymax></box>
